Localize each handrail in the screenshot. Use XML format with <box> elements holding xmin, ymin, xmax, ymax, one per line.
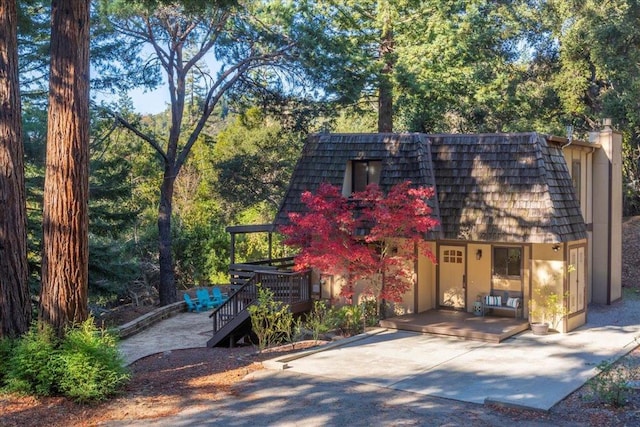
<box><xmin>228</xmin><ymin>256</ymin><xmax>296</xmax><ymax>287</ymax></box>
<box><xmin>231</xmin><ymin>256</ymin><xmax>295</xmax><ymax>267</ymax></box>
<box><xmin>210</xmin><ymin>268</ymin><xmax>311</xmax><ymax>336</ymax></box>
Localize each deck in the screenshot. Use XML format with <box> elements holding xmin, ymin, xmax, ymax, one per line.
<box><xmin>379</xmin><ymin>309</ymin><xmax>530</xmax><ymax>343</ymax></box>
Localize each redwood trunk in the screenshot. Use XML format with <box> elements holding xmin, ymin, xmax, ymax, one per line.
<box><xmin>158</xmin><ymin>167</ymin><xmax>177</xmax><ymax>305</ymax></box>
<box><xmin>378</xmin><ymin>19</ymin><xmax>394</xmax><ymax>133</ymax></box>
<box><xmin>40</xmin><ymin>0</ymin><xmax>90</xmax><ymax>335</ymax></box>
<box><xmin>0</xmin><ymin>0</ymin><xmax>31</xmax><ymax>338</ymax></box>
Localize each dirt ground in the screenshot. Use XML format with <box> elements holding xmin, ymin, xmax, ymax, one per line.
<box><xmin>1</xmin><ymin>217</ymin><xmax>640</xmax><ymax>426</ymax></box>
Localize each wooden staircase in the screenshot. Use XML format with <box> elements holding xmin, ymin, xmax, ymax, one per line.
<box><xmin>207</xmin><ymin>265</ymin><xmax>313</xmax><ymax>348</ymax></box>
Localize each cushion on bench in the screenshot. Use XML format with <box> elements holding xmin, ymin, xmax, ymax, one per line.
<box><xmin>506</xmin><ymin>297</ymin><xmax>520</xmax><ymax>308</ymax></box>
<box><xmin>481</xmin><ymin>291</ymin><xmax>522</xmax><ymax>318</ymax></box>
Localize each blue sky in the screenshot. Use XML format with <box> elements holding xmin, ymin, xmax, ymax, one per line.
<box><xmin>127</xmin><ymin>86</ymin><xmax>171</xmax><ymax>115</ymax></box>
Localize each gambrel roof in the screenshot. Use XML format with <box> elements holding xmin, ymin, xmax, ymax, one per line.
<box><xmin>275</xmin><ymin>132</ymin><xmax>587</xmax><ymax>243</ymax></box>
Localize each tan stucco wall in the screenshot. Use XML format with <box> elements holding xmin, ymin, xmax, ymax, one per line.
<box><xmin>610</xmin><ymin>132</ymin><xmax>623</xmax><ymax>302</ymax></box>
<box><xmin>417</xmin><ymin>242</ymin><xmax>437</xmax><ymax>312</ymax></box>
<box><xmin>322</xmin><ymin>238</ymin><xmax>426</xmax><ymax>315</ymax></box>
<box><xmin>530</xmin><ymin>242</ymin><xmax>588</xmax><ymax>333</ymax></box>
<box><xmin>465</xmin><ymin>243</ymin><xmax>492</xmax><ymax>311</ymax></box>
<box><xmin>592</xmin><ymin>129</ymin><xmax>623</xmax><ymax>304</ymax></box>
<box><xmin>530</xmin><ymin>262</ymin><xmax>565</xmax><ymax>330</ymax></box>
<box><xmin>531</xmin><ymin>244</ymin><xmax>565</xmax><ymax>332</ymax></box>
<box><xmin>562</xmin><ymin>146</ymin><xmax>590</xmax><ymax>222</ymax></box>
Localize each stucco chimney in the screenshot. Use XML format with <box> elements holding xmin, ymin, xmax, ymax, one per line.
<box><xmin>591</xmin><ymin>122</ymin><xmax>622</xmax><ymax>304</ymax></box>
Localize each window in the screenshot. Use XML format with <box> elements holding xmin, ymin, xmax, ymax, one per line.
<box><xmin>443</xmin><ymin>249</ymin><xmax>463</xmax><ymax>264</ymax></box>
<box><xmin>493</xmin><ymin>247</ymin><xmax>522</xmax><ymax>278</ymax></box>
<box><xmin>352</xmin><ymin>160</ymin><xmax>381</xmax><ymax>192</ymax></box>
<box><xmin>572</xmin><ymin>160</ymin><xmax>581</xmax><ymax>205</ymax></box>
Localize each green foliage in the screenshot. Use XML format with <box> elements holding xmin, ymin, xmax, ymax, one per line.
<box><xmin>326</xmin><ymin>304</ymin><xmax>366</xmax><ymax>336</ymax></box>
<box><xmin>300</xmin><ymin>300</ymin><xmax>379</xmax><ymax>340</ymax></box>
<box><xmin>529</xmin><ymin>286</ymin><xmax>569</xmax><ymax>330</ymax></box>
<box><xmin>0</xmin><ymin>338</ymin><xmax>16</xmax><ymax>386</ymax></box>
<box><xmin>172</xmin><ymin>216</ymin><xmax>230</xmax><ymax>286</ymax></box>
<box><xmin>248</xmin><ymin>285</ymin><xmax>294</xmax><ymax>350</ymax></box>
<box><xmin>303</xmin><ymin>300</ymin><xmax>332</xmax><ymax>341</ymax></box>
<box><xmin>56</xmin><ymin>319</ymin><xmax>130</xmax><ymax>402</ymax></box>
<box><xmin>212</xmin><ymin>109</ymin><xmax>302</xmax><ymax>214</ymax></box>
<box><xmin>587</xmin><ymin>359</ymin><xmax>635</xmax><ymax>407</ymax></box>
<box><xmin>3</xmin><ymin>324</ymin><xmax>59</xmax><ymax>396</ymax></box>
<box><xmin>360</xmin><ymin>299</ymin><xmax>379</xmax><ymax>327</ymax></box>
<box><xmin>1</xmin><ymin>320</ymin><xmax>129</xmax><ymax>402</ymax></box>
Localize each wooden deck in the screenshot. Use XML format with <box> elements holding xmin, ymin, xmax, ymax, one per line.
<box><xmin>379</xmin><ymin>309</ymin><xmax>530</xmax><ymax>343</ymax></box>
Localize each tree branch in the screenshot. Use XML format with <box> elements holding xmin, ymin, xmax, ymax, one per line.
<box><xmin>111</xmin><ymin>113</ymin><xmax>168</xmax><ymax>163</ymax></box>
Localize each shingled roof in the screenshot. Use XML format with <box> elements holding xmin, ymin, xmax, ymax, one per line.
<box><xmin>429</xmin><ymin>133</ymin><xmax>586</xmax><ymax>243</ymax></box>
<box><xmin>275</xmin><ymin>132</ymin><xmax>587</xmax><ymax>243</ymax></box>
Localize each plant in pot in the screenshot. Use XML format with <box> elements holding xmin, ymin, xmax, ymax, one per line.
<box><xmin>528</xmin><ymin>285</ymin><xmax>568</xmax><ymax>335</ymax></box>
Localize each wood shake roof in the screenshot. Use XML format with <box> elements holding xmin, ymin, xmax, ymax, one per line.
<box><xmin>275</xmin><ymin>132</ymin><xmax>588</xmax><ymax>243</ymax></box>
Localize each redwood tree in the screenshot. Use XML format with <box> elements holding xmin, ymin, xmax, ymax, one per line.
<box><xmin>40</xmin><ymin>0</ymin><xmax>91</xmax><ymax>334</ymax></box>
<box><xmin>281</xmin><ymin>181</ymin><xmax>438</xmax><ymax>312</ymax></box>
<box><xmin>0</xmin><ymin>0</ymin><xmax>31</xmax><ymax>338</ymax></box>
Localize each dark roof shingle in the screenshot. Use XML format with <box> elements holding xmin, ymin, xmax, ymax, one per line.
<box><xmin>275</xmin><ymin>132</ymin><xmax>587</xmax><ymax>243</ymax></box>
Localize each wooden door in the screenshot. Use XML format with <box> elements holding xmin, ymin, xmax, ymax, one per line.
<box><xmin>569</xmin><ymin>246</ymin><xmax>586</xmax><ymax>312</ymax></box>
<box><xmin>439</xmin><ymin>246</ymin><xmax>466</xmax><ymax>309</ymax></box>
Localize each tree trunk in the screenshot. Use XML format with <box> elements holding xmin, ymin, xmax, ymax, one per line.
<box><xmin>378</xmin><ymin>8</ymin><xmax>394</xmax><ymax>133</ymax></box>
<box><xmin>40</xmin><ymin>0</ymin><xmax>90</xmax><ymax>335</ymax></box>
<box><xmin>157</xmin><ymin>165</ymin><xmax>177</xmax><ymax>305</ymax></box>
<box><xmin>0</xmin><ymin>0</ymin><xmax>31</xmax><ymax>338</ymax></box>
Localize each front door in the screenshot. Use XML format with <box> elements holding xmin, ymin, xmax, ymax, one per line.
<box><xmin>439</xmin><ymin>246</ymin><xmax>466</xmax><ymax>309</ymax></box>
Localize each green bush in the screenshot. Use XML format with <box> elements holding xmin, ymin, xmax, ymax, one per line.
<box><xmin>361</xmin><ymin>299</ymin><xmax>379</xmax><ymax>327</ymax></box>
<box><xmin>587</xmin><ymin>359</ymin><xmax>634</xmax><ymax>407</ymax></box>
<box><xmin>303</xmin><ymin>301</ymin><xmax>380</xmax><ymax>338</ymax></box>
<box><xmin>327</xmin><ymin>304</ymin><xmax>366</xmax><ymax>336</ymax></box>
<box><xmin>0</xmin><ymin>338</ymin><xmax>16</xmax><ymax>387</ymax></box>
<box><xmin>2</xmin><ymin>319</ymin><xmax>129</xmax><ymax>403</ymax></box>
<box><xmin>248</xmin><ymin>284</ymin><xmax>294</xmax><ymax>350</ymax></box>
<box><xmin>4</xmin><ymin>324</ymin><xmax>59</xmax><ymax>396</ymax></box>
<box><xmin>304</xmin><ymin>300</ymin><xmax>332</xmax><ymax>341</ymax></box>
<box><xmin>56</xmin><ymin>319</ymin><xmax>130</xmax><ymax>402</ymax></box>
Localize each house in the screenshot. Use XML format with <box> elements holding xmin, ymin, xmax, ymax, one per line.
<box><xmin>274</xmin><ymin>127</ymin><xmax>622</xmax><ymax>333</ymax></box>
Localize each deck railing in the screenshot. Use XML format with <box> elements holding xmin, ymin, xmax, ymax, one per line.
<box><xmin>228</xmin><ymin>256</ymin><xmax>296</xmax><ymax>287</ymax></box>
<box><xmin>210</xmin><ymin>267</ymin><xmax>312</xmax><ymax>337</ymax></box>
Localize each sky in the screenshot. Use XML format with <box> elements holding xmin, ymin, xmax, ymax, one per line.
<box><xmin>128</xmin><ymin>86</ymin><xmax>171</xmax><ymax>115</ymax></box>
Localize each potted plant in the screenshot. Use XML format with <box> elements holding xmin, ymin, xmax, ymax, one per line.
<box><xmin>528</xmin><ymin>285</ymin><xmax>568</xmax><ymax>335</ymax></box>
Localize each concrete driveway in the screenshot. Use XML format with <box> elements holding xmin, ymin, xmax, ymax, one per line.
<box><xmin>110</xmin><ymin>295</ymin><xmax>640</xmax><ymax>426</ymax></box>
<box><xmin>265</xmin><ymin>298</ymin><xmax>640</xmax><ymax>411</ymax></box>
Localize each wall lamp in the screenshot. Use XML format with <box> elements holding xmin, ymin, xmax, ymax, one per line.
<box><xmin>552</xmin><ymin>244</ymin><xmax>560</xmax><ymax>252</ymax></box>
<box><xmin>476</xmin><ymin>249</ymin><xmax>482</xmax><ymax>260</ymax></box>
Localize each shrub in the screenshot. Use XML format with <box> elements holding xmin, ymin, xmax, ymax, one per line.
<box><xmin>248</xmin><ymin>284</ymin><xmax>294</xmax><ymax>350</ymax></box>
<box><xmin>2</xmin><ymin>319</ymin><xmax>129</xmax><ymax>403</ymax></box>
<box><xmin>0</xmin><ymin>338</ymin><xmax>16</xmax><ymax>387</ymax></box>
<box><xmin>361</xmin><ymin>299</ymin><xmax>379</xmax><ymax>327</ymax></box>
<box><xmin>587</xmin><ymin>359</ymin><xmax>634</xmax><ymax>407</ymax></box>
<box><xmin>304</xmin><ymin>300</ymin><xmax>332</xmax><ymax>341</ymax></box>
<box><xmin>4</xmin><ymin>324</ymin><xmax>59</xmax><ymax>396</ymax></box>
<box><xmin>56</xmin><ymin>319</ymin><xmax>130</xmax><ymax>402</ymax></box>
<box><xmin>327</xmin><ymin>304</ymin><xmax>365</xmax><ymax>336</ymax></box>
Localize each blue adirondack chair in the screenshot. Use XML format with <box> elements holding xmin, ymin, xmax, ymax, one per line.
<box><xmin>196</xmin><ymin>288</ymin><xmax>216</xmax><ymax>309</ymax></box>
<box><xmin>211</xmin><ymin>287</ymin><xmax>226</xmax><ymax>307</ymax></box>
<box><xmin>183</xmin><ymin>293</ymin><xmax>203</xmax><ymax>312</ymax></box>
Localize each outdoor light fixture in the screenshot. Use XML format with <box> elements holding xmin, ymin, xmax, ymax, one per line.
<box><xmin>476</xmin><ymin>249</ymin><xmax>482</xmax><ymax>260</ymax></box>
<box><xmin>552</xmin><ymin>244</ymin><xmax>560</xmax><ymax>252</ymax></box>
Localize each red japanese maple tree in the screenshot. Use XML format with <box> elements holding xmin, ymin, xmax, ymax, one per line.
<box><xmin>280</xmin><ymin>181</ymin><xmax>438</xmax><ymax>314</ymax></box>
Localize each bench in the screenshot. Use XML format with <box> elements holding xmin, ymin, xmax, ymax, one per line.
<box><xmin>481</xmin><ymin>291</ymin><xmax>522</xmax><ymax>319</ymax></box>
